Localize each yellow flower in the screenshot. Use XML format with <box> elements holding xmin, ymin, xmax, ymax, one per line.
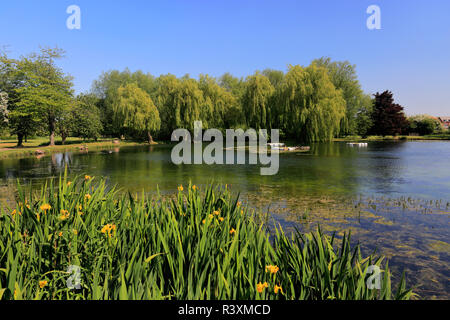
<box><xmin>265</xmin><ymin>265</ymin><xmax>279</xmax><ymax>274</ymax></box>
<box><xmin>178</xmin><ymin>185</ymin><xmax>184</xmax><ymax>192</ymax></box>
<box><xmin>67</xmin><ymin>181</ymin><xmax>72</xmax><ymax>186</ymax></box>
<box><xmin>219</xmin><ymin>217</ymin><xmax>224</xmax><ymax>222</ymax></box>
<box><xmin>237</xmin><ymin>202</ymin><xmax>241</xmax><ymax>207</ymax></box>
<box><xmin>84</xmin><ymin>194</ymin><xmax>91</xmax><ymax>201</ymax></box>
<box><xmin>192</xmin><ymin>185</ymin><xmax>197</xmax><ymax>190</ymax></box>
<box><xmin>230</xmin><ymin>228</ymin><xmax>236</xmax><ymax>235</ymax></box>
<box><xmin>39</xmin><ymin>280</ymin><xmax>48</xmax><ymax>289</ymax></box>
<box><xmin>209</xmin><ymin>214</ymin><xmax>214</xmax><ymax>219</ymax></box>
<box><xmin>101</xmin><ymin>224</ymin><xmax>116</xmax><ymax>238</ymax></box>
<box><xmin>213</xmin><ymin>210</ymin><xmax>220</xmax><ymax>216</ymax></box>
<box><xmin>274</xmin><ymin>284</ymin><xmax>283</xmax><ymax>294</ymax></box>
<box><xmin>73</xmin><ymin>229</ymin><xmax>78</xmax><ymax>235</ymax></box>
<box><xmin>60</xmin><ymin>209</ymin><xmax>70</xmax><ymax>220</ymax></box>
<box><xmin>58</xmin><ymin>232</ymin><xmax>63</xmax><ymax>237</ymax></box>
<box><xmin>84</xmin><ymin>175</ymin><xmax>92</xmax><ymax>180</ymax></box>
<box><xmin>40</xmin><ymin>203</ymin><xmax>51</xmax><ymax>212</ymax></box>
<box><xmin>202</xmin><ymin>219</ymin><xmax>206</xmax><ymax>224</ymax></box>
<box><xmin>240</xmin><ymin>210</ymin><xmax>244</xmax><ymax>215</ymax></box>
<box><xmin>78</xmin><ymin>204</ymin><xmax>82</xmax><ymax>211</ymax></box>
<box><xmin>256</xmin><ymin>282</ymin><xmax>268</xmax><ymax>293</ymax></box>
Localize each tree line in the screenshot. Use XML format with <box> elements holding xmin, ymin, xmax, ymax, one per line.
<box><xmin>1</xmin><ymin>47</ymin><xmax>442</xmax><ymax>147</ymax></box>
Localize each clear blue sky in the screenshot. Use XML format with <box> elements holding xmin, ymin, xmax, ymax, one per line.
<box><xmin>1</xmin><ymin>0</ymin><xmax>449</xmax><ymax>115</ymax></box>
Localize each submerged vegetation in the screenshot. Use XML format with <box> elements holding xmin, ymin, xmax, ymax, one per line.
<box><xmin>0</xmin><ymin>174</ymin><xmax>414</xmax><ymax>300</ymax></box>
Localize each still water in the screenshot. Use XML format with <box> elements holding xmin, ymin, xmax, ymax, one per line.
<box><xmin>0</xmin><ymin>141</ymin><xmax>449</xmax><ymax>298</ymax></box>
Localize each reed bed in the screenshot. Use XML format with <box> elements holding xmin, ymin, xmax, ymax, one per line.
<box><xmin>0</xmin><ymin>174</ymin><xmax>414</xmax><ymax>300</ymax></box>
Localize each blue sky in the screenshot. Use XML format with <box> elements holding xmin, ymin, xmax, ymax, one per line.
<box><xmin>1</xmin><ymin>0</ymin><xmax>449</xmax><ymax>115</ymax></box>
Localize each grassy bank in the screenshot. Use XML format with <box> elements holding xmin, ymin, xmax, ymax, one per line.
<box><xmin>0</xmin><ymin>174</ymin><xmax>414</xmax><ymax>300</ymax></box>
<box><xmin>0</xmin><ymin>137</ymin><xmax>152</xmax><ymax>160</ymax></box>
<box><xmin>335</xmin><ymin>134</ymin><xmax>450</xmax><ymax>142</ymax></box>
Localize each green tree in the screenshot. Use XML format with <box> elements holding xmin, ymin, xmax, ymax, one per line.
<box><xmin>313</xmin><ymin>57</ymin><xmax>365</xmax><ymax>136</ymax></box>
<box><xmin>155</xmin><ymin>75</ymin><xmax>203</xmax><ymax>135</ymax></box>
<box><xmin>261</xmin><ymin>69</ymin><xmax>284</xmax><ymax>89</ymax></box>
<box><xmin>407</xmin><ymin>115</ymin><xmax>441</xmax><ymax>136</ymax></box>
<box><xmin>0</xmin><ymin>92</ymin><xmax>8</xmax><ymax>131</ymax></box>
<box><xmin>154</xmin><ymin>74</ymin><xmax>182</xmax><ymax>138</ymax></box>
<box><xmin>66</xmin><ymin>93</ymin><xmax>103</xmax><ymax>141</ymax></box>
<box><xmin>242</xmin><ymin>72</ymin><xmax>274</xmax><ymax>130</ymax></box>
<box><xmin>198</xmin><ymin>74</ymin><xmax>236</xmax><ymax>129</ymax></box>
<box><xmin>218</xmin><ymin>73</ymin><xmax>245</xmax><ymax>128</ymax></box>
<box><xmin>92</xmin><ymin>69</ymin><xmax>157</xmax><ymax>137</ymax></box>
<box><xmin>12</xmin><ymin>47</ymin><xmax>73</xmax><ymax>146</ymax></box>
<box><xmin>113</xmin><ymin>83</ymin><xmax>160</xmax><ymax>143</ymax></box>
<box><xmin>1</xmin><ymin>52</ymin><xmax>38</xmax><ymax>145</ymax></box>
<box><xmin>277</xmin><ymin>64</ymin><xmax>346</xmax><ymax>142</ymax></box>
<box><xmin>355</xmin><ymin>94</ymin><xmax>374</xmax><ymax>137</ymax></box>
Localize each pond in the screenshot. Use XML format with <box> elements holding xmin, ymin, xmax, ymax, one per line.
<box><xmin>0</xmin><ymin>141</ymin><xmax>449</xmax><ymax>299</ymax></box>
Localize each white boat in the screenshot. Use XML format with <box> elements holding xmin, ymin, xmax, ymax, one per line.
<box><xmin>267</xmin><ymin>143</ymin><xmax>285</xmax><ymax>148</ymax></box>
<box><xmin>347</xmin><ymin>142</ymin><xmax>368</xmax><ymax>147</ymax></box>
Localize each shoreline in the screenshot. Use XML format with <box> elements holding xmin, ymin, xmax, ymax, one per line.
<box><xmin>1</xmin><ymin>134</ymin><xmax>449</xmax><ymax>161</ymax></box>
<box><xmin>0</xmin><ymin>138</ymin><xmax>157</xmax><ymax>160</ymax></box>
<box><xmin>334</xmin><ymin>134</ymin><xmax>450</xmax><ymax>142</ymax></box>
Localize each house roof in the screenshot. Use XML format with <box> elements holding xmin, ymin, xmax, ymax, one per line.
<box><xmin>438</xmin><ymin>116</ymin><xmax>450</xmax><ymax>122</ymax></box>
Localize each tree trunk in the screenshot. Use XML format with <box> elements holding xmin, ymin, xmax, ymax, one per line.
<box><xmin>17</xmin><ymin>133</ymin><xmax>24</xmax><ymax>147</ymax></box>
<box><xmin>61</xmin><ymin>133</ymin><xmax>67</xmax><ymax>145</ymax></box>
<box><xmin>148</xmin><ymin>131</ymin><xmax>154</xmax><ymax>144</ymax></box>
<box><xmin>49</xmin><ymin>119</ymin><xmax>56</xmax><ymax>146</ymax></box>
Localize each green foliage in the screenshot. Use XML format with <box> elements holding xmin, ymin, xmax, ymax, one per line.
<box><xmin>242</xmin><ymin>72</ymin><xmax>274</xmax><ymax>130</ymax></box>
<box><xmin>70</xmin><ymin>94</ymin><xmax>103</xmax><ymax>140</ymax></box>
<box><xmin>113</xmin><ymin>83</ymin><xmax>160</xmax><ymax>142</ymax></box>
<box><xmin>3</xmin><ymin>47</ymin><xmax>414</xmax><ymax>144</ymax></box>
<box><xmin>14</xmin><ymin>48</ymin><xmax>73</xmax><ymax>146</ymax></box>
<box><xmin>0</xmin><ymin>91</ymin><xmax>8</xmax><ymax>128</ymax></box>
<box><xmin>407</xmin><ymin>115</ymin><xmax>442</xmax><ymax>136</ymax></box>
<box><xmin>0</xmin><ymin>174</ymin><xmax>414</xmax><ymax>300</ymax></box>
<box><xmin>355</xmin><ymin>94</ymin><xmax>374</xmax><ymax>137</ymax></box>
<box><xmin>276</xmin><ymin>64</ymin><xmax>346</xmax><ymax>142</ymax></box>
<box><xmin>313</xmin><ymin>57</ymin><xmax>367</xmax><ymax>136</ymax></box>
<box><xmin>198</xmin><ymin>74</ymin><xmax>236</xmax><ymax>129</ymax></box>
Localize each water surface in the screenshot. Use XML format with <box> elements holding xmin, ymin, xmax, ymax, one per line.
<box><xmin>0</xmin><ymin>141</ymin><xmax>449</xmax><ymax>298</ymax></box>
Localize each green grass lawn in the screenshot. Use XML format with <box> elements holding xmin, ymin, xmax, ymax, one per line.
<box><xmin>0</xmin><ymin>136</ymin><xmax>150</xmax><ymax>159</ymax></box>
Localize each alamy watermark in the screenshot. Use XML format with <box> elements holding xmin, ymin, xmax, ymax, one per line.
<box><xmin>171</xmin><ymin>121</ymin><xmax>279</xmax><ymax>176</ymax></box>
<box><xmin>367</xmin><ymin>5</ymin><xmax>381</xmax><ymax>30</ymax></box>
<box><xmin>66</xmin><ymin>5</ymin><xmax>81</xmax><ymax>30</ymax></box>
<box><xmin>66</xmin><ymin>265</ymin><xmax>81</xmax><ymax>289</ymax></box>
<box><xmin>366</xmin><ymin>265</ymin><xmax>381</xmax><ymax>289</ymax></box>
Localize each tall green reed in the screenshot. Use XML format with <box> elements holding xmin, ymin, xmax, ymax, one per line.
<box><xmin>0</xmin><ymin>173</ymin><xmax>414</xmax><ymax>300</ymax></box>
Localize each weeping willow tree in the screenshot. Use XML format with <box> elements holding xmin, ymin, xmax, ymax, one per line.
<box><xmin>312</xmin><ymin>57</ymin><xmax>365</xmax><ymax>136</ymax></box>
<box><xmin>198</xmin><ymin>74</ymin><xmax>236</xmax><ymax>129</ymax></box>
<box><xmin>242</xmin><ymin>72</ymin><xmax>274</xmax><ymax>130</ymax></box>
<box><xmin>154</xmin><ymin>74</ymin><xmax>181</xmax><ymax>138</ymax></box>
<box><xmin>112</xmin><ymin>83</ymin><xmax>160</xmax><ymax>143</ymax></box>
<box><xmin>177</xmin><ymin>76</ymin><xmax>204</xmax><ymax>131</ymax></box>
<box><xmin>278</xmin><ymin>64</ymin><xmax>346</xmax><ymax>142</ymax></box>
<box><xmin>155</xmin><ymin>75</ymin><xmax>204</xmax><ymax>134</ymax></box>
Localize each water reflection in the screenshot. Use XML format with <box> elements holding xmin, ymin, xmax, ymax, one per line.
<box><xmin>0</xmin><ymin>141</ymin><xmax>449</xmax><ymax>298</ymax></box>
